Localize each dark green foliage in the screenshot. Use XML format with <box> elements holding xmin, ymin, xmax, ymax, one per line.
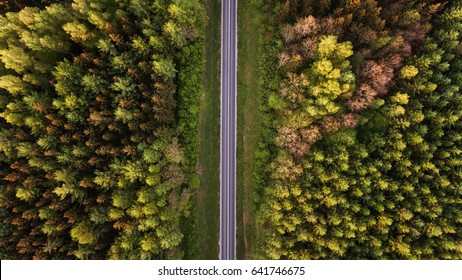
<box><xmin>0</xmin><ymin>0</ymin><xmax>204</xmax><ymax>259</ymax></box>
<box><xmin>1</xmin><ymin>1</ymin><xmax>70</xmax><ymax>14</ymax></box>
<box><xmin>277</xmin><ymin>0</ymin><xmax>335</xmax><ymax>20</ymax></box>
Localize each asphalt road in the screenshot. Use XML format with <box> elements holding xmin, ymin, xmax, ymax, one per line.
<box><xmin>220</xmin><ymin>0</ymin><xmax>237</xmax><ymax>260</ymax></box>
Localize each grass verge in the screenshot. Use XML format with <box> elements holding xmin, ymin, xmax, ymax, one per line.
<box><xmin>237</xmin><ymin>0</ymin><xmax>262</xmax><ymax>259</ymax></box>
<box><xmin>196</xmin><ymin>0</ymin><xmax>221</xmax><ymax>260</ymax></box>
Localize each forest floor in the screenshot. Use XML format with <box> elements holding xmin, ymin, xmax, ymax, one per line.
<box><xmin>197</xmin><ymin>0</ymin><xmax>221</xmax><ymax>259</ymax></box>
<box><xmin>237</xmin><ymin>0</ymin><xmax>262</xmax><ymax>259</ymax></box>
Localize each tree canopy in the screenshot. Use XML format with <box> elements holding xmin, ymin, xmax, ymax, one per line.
<box><xmin>258</xmin><ymin>0</ymin><xmax>462</xmax><ymax>259</ymax></box>
<box><xmin>0</xmin><ymin>0</ymin><xmax>205</xmax><ymax>259</ymax></box>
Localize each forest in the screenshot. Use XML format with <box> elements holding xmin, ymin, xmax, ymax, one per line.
<box><xmin>0</xmin><ymin>0</ymin><xmax>205</xmax><ymax>259</ymax></box>
<box><xmin>256</xmin><ymin>0</ymin><xmax>462</xmax><ymax>259</ymax></box>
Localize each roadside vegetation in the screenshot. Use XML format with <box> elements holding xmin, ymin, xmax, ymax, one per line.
<box><xmin>236</xmin><ymin>0</ymin><xmax>263</xmax><ymax>259</ymax></box>
<box><xmin>196</xmin><ymin>0</ymin><xmax>221</xmax><ymax>259</ymax></box>
<box><xmin>256</xmin><ymin>0</ymin><xmax>462</xmax><ymax>259</ymax></box>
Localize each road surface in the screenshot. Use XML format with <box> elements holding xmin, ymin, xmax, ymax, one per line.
<box><xmin>220</xmin><ymin>0</ymin><xmax>237</xmax><ymax>260</ymax></box>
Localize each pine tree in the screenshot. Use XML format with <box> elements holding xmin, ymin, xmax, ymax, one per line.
<box><xmin>0</xmin><ymin>0</ymin><xmax>205</xmax><ymax>259</ymax></box>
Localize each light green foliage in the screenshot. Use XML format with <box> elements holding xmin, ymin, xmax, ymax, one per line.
<box><xmin>163</xmin><ymin>21</ymin><xmax>186</xmax><ymax>47</ymax></box>
<box><xmin>278</xmin><ymin>36</ymin><xmax>355</xmax><ymax>129</ymax></box>
<box><xmin>308</xmin><ymin>36</ymin><xmax>355</xmax><ymax>115</ymax></box>
<box><xmin>0</xmin><ymin>75</ymin><xmax>27</xmax><ymax>95</ymax></box>
<box><xmin>70</xmin><ymin>221</ymin><xmax>97</xmax><ymax>245</ymax></box>
<box><xmin>63</xmin><ymin>21</ymin><xmax>96</xmax><ymax>44</ymax></box>
<box><xmin>400</xmin><ymin>65</ymin><xmax>419</xmax><ymax>79</ymax></box>
<box><xmin>152</xmin><ymin>56</ymin><xmax>177</xmax><ymax>81</ymax></box>
<box><xmin>15</xmin><ymin>186</ymin><xmax>38</xmax><ymax>202</ymax></box>
<box><xmin>274</xmin><ymin>35</ymin><xmax>356</xmax><ymax>159</ymax></box>
<box><xmin>0</xmin><ymin>46</ymin><xmax>32</xmax><ymax>73</ymax></box>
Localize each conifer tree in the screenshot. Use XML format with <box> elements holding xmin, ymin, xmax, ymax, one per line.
<box><xmin>0</xmin><ymin>0</ymin><xmax>205</xmax><ymax>259</ymax></box>
<box><xmin>259</xmin><ymin>0</ymin><xmax>461</xmax><ymax>260</ymax></box>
